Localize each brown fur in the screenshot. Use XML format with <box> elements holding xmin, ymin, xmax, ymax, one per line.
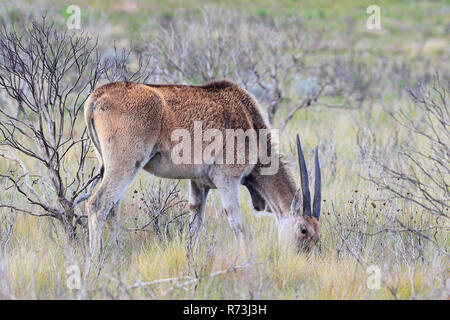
<box><xmin>84</xmin><ymin>80</ymin><xmax>318</xmax><ymax>256</ymax></box>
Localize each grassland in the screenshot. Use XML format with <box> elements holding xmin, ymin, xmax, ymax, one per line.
<box><xmin>0</xmin><ymin>0</ymin><xmax>448</xmax><ymax>299</ymax></box>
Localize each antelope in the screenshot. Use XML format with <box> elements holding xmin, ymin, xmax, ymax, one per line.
<box><xmin>84</xmin><ymin>80</ymin><xmax>321</xmax><ymax>257</ymax></box>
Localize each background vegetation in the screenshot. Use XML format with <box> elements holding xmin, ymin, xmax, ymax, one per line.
<box><xmin>0</xmin><ymin>0</ymin><xmax>448</xmax><ymax>299</ymax></box>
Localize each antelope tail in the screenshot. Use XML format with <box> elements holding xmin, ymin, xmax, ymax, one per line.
<box><xmin>84</xmin><ymin>95</ymin><xmax>104</xmax><ymax>176</ymax></box>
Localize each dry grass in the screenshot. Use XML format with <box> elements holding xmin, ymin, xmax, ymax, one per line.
<box><xmin>1</xmin><ymin>98</ymin><xmax>447</xmax><ymax>299</ymax></box>
<box><xmin>0</xmin><ymin>0</ymin><xmax>448</xmax><ymax>300</ymax></box>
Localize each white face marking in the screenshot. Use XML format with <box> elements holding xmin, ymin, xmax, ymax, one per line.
<box><xmin>277</xmin><ymin>215</ymin><xmax>318</xmax><ymax>252</ymax></box>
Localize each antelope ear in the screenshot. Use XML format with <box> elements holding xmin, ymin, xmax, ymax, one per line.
<box><xmin>290</xmin><ymin>189</ymin><xmax>303</xmax><ymax>215</ymax></box>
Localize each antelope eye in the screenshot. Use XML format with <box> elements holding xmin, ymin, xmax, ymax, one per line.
<box><xmin>301</xmin><ymin>228</ymin><xmax>307</xmax><ymax>234</ymax></box>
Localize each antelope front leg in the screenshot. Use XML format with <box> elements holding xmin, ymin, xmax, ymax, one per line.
<box><xmin>188</xmin><ymin>180</ymin><xmax>209</xmax><ymax>251</ymax></box>
<box><xmin>217</xmin><ymin>182</ymin><xmax>245</xmax><ymax>245</ymax></box>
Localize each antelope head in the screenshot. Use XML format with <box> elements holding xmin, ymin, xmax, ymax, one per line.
<box><xmin>289</xmin><ymin>134</ymin><xmax>321</xmax><ymax>252</ymax></box>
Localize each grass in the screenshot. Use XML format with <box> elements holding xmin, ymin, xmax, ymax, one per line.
<box><xmin>0</xmin><ymin>0</ymin><xmax>448</xmax><ymax>299</ymax></box>
<box><xmin>2</xmin><ymin>98</ymin><xmax>447</xmax><ymax>299</ymax></box>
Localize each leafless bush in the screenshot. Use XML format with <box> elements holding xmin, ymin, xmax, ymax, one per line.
<box><xmin>0</xmin><ymin>209</ymin><xmax>14</xmax><ymax>299</ymax></box>
<box><xmin>325</xmin><ymin>193</ymin><xmax>447</xmax><ymax>299</ymax></box>
<box><xmin>365</xmin><ymin>76</ymin><xmax>449</xmax><ymax>222</ymax></box>
<box><xmin>102</xmin><ymin>45</ymin><xmax>154</xmax><ymax>83</ymax></box>
<box><xmin>0</xmin><ymin>17</ymin><xmax>103</xmax><ymax>241</ymax></box>
<box><xmin>144</xmin><ymin>9</ymin><xmax>246</xmax><ymax>84</ymax></box>
<box><xmin>336</xmin><ymin>76</ymin><xmax>450</xmax><ymax>288</ymax></box>
<box><xmin>127</xmin><ymin>180</ymin><xmax>189</xmax><ymax>242</ymax></box>
<box><xmin>323</xmin><ymin>76</ymin><xmax>449</xmax><ymax>298</ymax></box>
<box><xmin>144</xmin><ymin>8</ymin><xmax>369</xmax><ymax>127</ymax></box>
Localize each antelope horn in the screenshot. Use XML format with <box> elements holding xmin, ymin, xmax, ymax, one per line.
<box><xmin>296</xmin><ymin>134</ymin><xmax>312</xmax><ymax>217</ymax></box>
<box><xmin>312</xmin><ymin>146</ymin><xmax>321</xmax><ymax>220</ymax></box>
